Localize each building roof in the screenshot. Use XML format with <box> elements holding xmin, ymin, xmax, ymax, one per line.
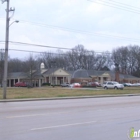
<box><xmin>71</xmin><ymin>69</ymin><xmax>110</xmax><ymax>78</ymax></box>
<box><xmin>7</xmin><ymin>68</ymin><xmax>140</xmax><ymax>81</ymax></box>
<box><xmin>43</xmin><ymin>68</ymin><xmax>60</xmax><ymax>75</ymax></box>
<box><xmin>8</xmin><ymin>72</ymin><xmax>27</xmax><ymax>79</ymax></box>
<box><xmin>41</xmin><ymin>69</ymin><xmax>48</xmax><ymax>74</ymax></box>
<box><xmin>67</xmin><ymin>70</ymin><xmax>75</xmax><ymax>75</ymax></box>
<box><xmin>72</xmin><ymin>69</ymin><xmax>90</xmax><ymax>78</ymax></box>
<box><xmin>88</xmin><ymin>70</ymin><xmax>109</xmax><ymax>76</ymax></box>
<box><xmin>109</xmin><ymin>71</ymin><xmax>140</xmax><ymax>80</ymax></box>
<box><xmin>120</xmin><ymin>74</ymin><xmax>140</xmax><ymax>80</ymax></box>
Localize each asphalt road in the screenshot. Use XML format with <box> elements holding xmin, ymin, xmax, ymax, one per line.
<box><xmin>0</xmin><ymin>96</ymin><xmax>140</xmax><ymax>140</ymax></box>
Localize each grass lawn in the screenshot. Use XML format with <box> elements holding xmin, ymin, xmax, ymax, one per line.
<box><xmin>0</xmin><ymin>86</ymin><xmax>140</xmax><ymax>99</ymax></box>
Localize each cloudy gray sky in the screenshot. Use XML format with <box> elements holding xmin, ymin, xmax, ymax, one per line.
<box><xmin>0</xmin><ymin>0</ymin><xmax>140</xmax><ymax>59</ymax></box>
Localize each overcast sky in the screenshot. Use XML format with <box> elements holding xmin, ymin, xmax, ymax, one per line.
<box><xmin>0</xmin><ymin>0</ymin><xmax>140</xmax><ymax>59</ymax></box>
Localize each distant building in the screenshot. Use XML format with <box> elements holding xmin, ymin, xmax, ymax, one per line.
<box><xmin>7</xmin><ymin>68</ymin><xmax>71</xmax><ymax>87</ymax></box>
<box><xmin>7</xmin><ymin>68</ymin><xmax>140</xmax><ymax>87</ymax></box>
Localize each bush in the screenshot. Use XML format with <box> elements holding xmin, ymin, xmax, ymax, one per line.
<box><xmin>42</xmin><ymin>83</ymin><xmax>51</xmax><ymax>86</ymax></box>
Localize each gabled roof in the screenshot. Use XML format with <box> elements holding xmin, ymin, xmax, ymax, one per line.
<box><xmin>8</xmin><ymin>72</ymin><xmax>27</xmax><ymax>79</ymax></box>
<box><xmin>71</xmin><ymin>69</ymin><xmax>110</xmax><ymax>78</ymax></box>
<box><xmin>41</xmin><ymin>69</ymin><xmax>48</xmax><ymax>74</ymax></box>
<box><xmin>43</xmin><ymin>68</ymin><xmax>60</xmax><ymax>75</ymax></box>
<box><xmin>72</xmin><ymin>69</ymin><xmax>90</xmax><ymax>78</ymax></box>
<box><xmin>88</xmin><ymin>70</ymin><xmax>109</xmax><ymax>76</ymax></box>
<box><xmin>120</xmin><ymin>74</ymin><xmax>140</xmax><ymax>80</ymax></box>
<box><xmin>109</xmin><ymin>71</ymin><xmax>140</xmax><ymax>80</ymax></box>
<box><xmin>43</xmin><ymin>68</ymin><xmax>71</xmax><ymax>76</ymax></box>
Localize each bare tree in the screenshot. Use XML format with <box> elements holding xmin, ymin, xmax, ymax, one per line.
<box><xmin>23</xmin><ymin>54</ymin><xmax>38</xmax><ymax>86</ymax></box>
<box><xmin>112</xmin><ymin>47</ymin><xmax>129</xmax><ymax>74</ymax></box>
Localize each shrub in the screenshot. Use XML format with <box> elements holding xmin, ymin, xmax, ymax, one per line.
<box><xmin>42</xmin><ymin>83</ymin><xmax>51</xmax><ymax>86</ymax></box>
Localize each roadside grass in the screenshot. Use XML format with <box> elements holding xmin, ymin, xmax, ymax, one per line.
<box><xmin>0</xmin><ymin>86</ymin><xmax>140</xmax><ymax>99</ymax></box>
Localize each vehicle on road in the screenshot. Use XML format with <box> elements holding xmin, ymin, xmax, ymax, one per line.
<box><xmin>103</xmin><ymin>81</ymin><xmax>124</xmax><ymax>90</ymax></box>
<box><xmin>14</xmin><ymin>82</ymin><xmax>27</xmax><ymax>87</ymax></box>
<box><xmin>61</xmin><ymin>83</ymin><xmax>70</xmax><ymax>87</ymax></box>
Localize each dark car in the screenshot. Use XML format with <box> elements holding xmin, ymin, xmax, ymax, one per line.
<box><xmin>14</xmin><ymin>82</ymin><xmax>27</xmax><ymax>87</ymax></box>
<box><xmin>61</xmin><ymin>83</ymin><xmax>69</xmax><ymax>87</ymax></box>
<box><xmin>122</xmin><ymin>83</ymin><xmax>132</xmax><ymax>87</ymax></box>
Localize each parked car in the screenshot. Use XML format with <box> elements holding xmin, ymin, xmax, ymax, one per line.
<box><xmin>123</xmin><ymin>83</ymin><xmax>132</xmax><ymax>87</ymax></box>
<box><xmin>14</xmin><ymin>82</ymin><xmax>27</xmax><ymax>87</ymax></box>
<box><xmin>131</xmin><ymin>83</ymin><xmax>140</xmax><ymax>87</ymax></box>
<box><xmin>103</xmin><ymin>81</ymin><xmax>124</xmax><ymax>90</ymax></box>
<box><xmin>61</xmin><ymin>83</ymin><xmax>70</xmax><ymax>87</ymax></box>
<box><xmin>87</xmin><ymin>82</ymin><xmax>101</xmax><ymax>87</ymax></box>
<box><xmin>69</xmin><ymin>83</ymin><xmax>81</xmax><ymax>88</ymax></box>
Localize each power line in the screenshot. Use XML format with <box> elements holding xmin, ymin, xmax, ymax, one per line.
<box><xmin>88</xmin><ymin>0</ymin><xmax>140</xmax><ymax>13</ymax></box>
<box><xmin>97</xmin><ymin>0</ymin><xmax>140</xmax><ymax>11</ymax></box>
<box><xmin>2</xmin><ymin>16</ymin><xmax>140</xmax><ymax>43</ymax></box>
<box><xmin>11</xmin><ymin>20</ymin><xmax>140</xmax><ymax>42</ymax></box>
<box><xmin>8</xmin><ymin>48</ymin><xmax>111</xmax><ymax>54</ymax></box>
<box><xmin>87</xmin><ymin>0</ymin><xmax>140</xmax><ymax>14</ymax></box>
<box><xmin>1</xmin><ymin>40</ymin><xmax>140</xmax><ymax>56</ymax></box>
<box><xmin>9</xmin><ymin>49</ymin><xmax>68</xmax><ymax>55</ymax></box>
<box><xmin>1</xmin><ymin>17</ymin><xmax>140</xmax><ymax>42</ymax></box>
<box><xmin>0</xmin><ymin>47</ymin><xmax>69</xmax><ymax>55</ymax></box>
<box><xmin>0</xmin><ymin>40</ymin><xmax>137</xmax><ymax>55</ymax></box>
<box><xmin>9</xmin><ymin>41</ymin><xmax>72</xmax><ymax>50</ymax></box>
<box><xmin>3</xmin><ymin>41</ymin><xmax>120</xmax><ymax>54</ymax></box>
<box><xmin>110</xmin><ymin>0</ymin><xmax>140</xmax><ymax>10</ymax></box>
<box><xmin>0</xmin><ymin>41</ymin><xmax>101</xmax><ymax>53</ymax></box>
<box><xmin>4</xmin><ymin>41</ymin><xmax>97</xmax><ymax>54</ymax></box>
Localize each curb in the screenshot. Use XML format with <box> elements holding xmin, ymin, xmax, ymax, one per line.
<box><xmin>0</xmin><ymin>93</ymin><xmax>140</xmax><ymax>102</ymax></box>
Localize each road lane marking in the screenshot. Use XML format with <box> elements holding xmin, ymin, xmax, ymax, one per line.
<box><xmin>30</xmin><ymin>121</ymin><xmax>96</xmax><ymax>131</ymax></box>
<box><xmin>6</xmin><ymin>114</ymin><xmax>48</xmax><ymax>118</ymax></box>
<box><xmin>5</xmin><ymin>109</ymin><xmax>100</xmax><ymax>119</ymax></box>
<box><xmin>6</xmin><ymin>111</ymin><xmax>75</xmax><ymax>118</ymax></box>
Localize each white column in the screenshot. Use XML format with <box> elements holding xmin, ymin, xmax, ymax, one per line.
<box><xmin>14</xmin><ymin>79</ymin><xmax>16</xmax><ymax>85</ymax></box>
<box><xmin>49</xmin><ymin>76</ymin><xmax>51</xmax><ymax>84</ymax></box>
<box><xmin>63</xmin><ymin>77</ymin><xmax>64</xmax><ymax>84</ymax></box>
<box><xmin>52</xmin><ymin>76</ymin><xmax>53</xmax><ymax>85</ymax></box>
<box><xmin>100</xmin><ymin>77</ymin><xmax>103</xmax><ymax>85</ymax></box>
<box><xmin>55</xmin><ymin>76</ymin><xmax>57</xmax><ymax>85</ymax></box>
<box><xmin>18</xmin><ymin>78</ymin><xmax>20</xmax><ymax>82</ymax></box>
<box><xmin>9</xmin><ymin>79</ymin><xmax>11</xmax><ymax>87</ymax></box>
<box><xmin>39</xmin><ymin>79</ymin><xmax>41</xmax><ymax>87</ymax></box>
<box><xmin>68</xmin><ymin>76</ymin><xmax>71</xmax><ymax>84</ymax></box>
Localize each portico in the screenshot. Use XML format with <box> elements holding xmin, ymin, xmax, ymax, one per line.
<box><xmin>43</xmin><ymin>68</ymin><xmax>71</xmax><ymax>85</ymax></box>
<box><xmin>90</xmin><ymin>72</ymin><xmax>111</xmax><ymax>84</ymax></box>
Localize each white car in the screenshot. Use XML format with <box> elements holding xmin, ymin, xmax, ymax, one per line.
<box><xmin>103</xmin><ymin>81</ymin><xmax>124</xmax><ymax>90</ymax></box>
<box><xmin>61</xmin><ymin>83</ymin><xmax>70</xmax><ymax>87</ymax></box>
<box><xmin>69</xmin><ymin>83</ymin><xmax>81</xmax><ymax>88</ymax></box>
<box><xmin>132</xmin><ymin>83</ymin><xmax>140</xmax><ymax>86</ymax></box>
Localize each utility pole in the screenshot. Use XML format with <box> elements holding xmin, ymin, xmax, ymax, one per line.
<box><xmin>0</xmin><ymin>49</ymin><xmax>4</xmax><ymax>87</ymax></box>
<box><xmin>2</xmin><ymin>0</ymin><xmax>10</xmax><ymax>99</ymax></box>
<box><xmin>1</xmin><ymin>0</ymin><xmax>16</xmax><ymax>99</ymax></box>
